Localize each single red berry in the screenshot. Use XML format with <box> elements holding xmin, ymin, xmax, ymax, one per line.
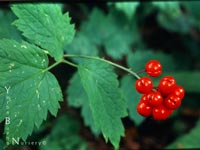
<box><xmin>158</xmin><ymin>76</ymin><xmax>176</xmax><ymax>96</ymax></box>
<box><xmin>145</xmin><ymin>60</ymin><xmax>162</xmax><ymax>77</ymax></box>
<box><xmin>140</xmin><ymin>94</ymin><xmax>149</xmax><ymax>103</ymax></box>
<box><xmin>147</xmin><ymin>91</ymin><xmax>163</xmax><ymax>107</ymax></box>
<box><xmin>135</xmin><ymin>77</ymin><xmax>153</xmax><ymax>94</ymax></box>
<box><xmin>164</xmin><ymin>94</ymin><xmax>181</xmax><ymax>109</ymax></box>
<box><xmin>137</xmin><ymin>101</ymin><xmax>152</xmax><ymax>117</ymax></box>
<box><xmin>152</xmin><ymin>104</ymin><xmax>173</xmax><ymax>120</ymax></box>
<box><xmin>171</xmin><ymin>85</ymin><xmax>185</xmax><ymax>100</ymax></box>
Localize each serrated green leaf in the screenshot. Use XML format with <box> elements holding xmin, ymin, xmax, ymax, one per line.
<box><xmin>115</xmin><ymin>2</ymin><xmax>140</xmax><ymax>20</ymax></box>
<box><xmin>67</xmin><ymin>72</ymin><xmax>100</xmax><ymax>135</ymax></box>
<box><xmin>120</xmin><ymin>75</ymin><xmax>144</xmax><ymax>125</ymax></box>
<box><xmin>11</xmin><ymin>3</ymin><xmax>75</xmax><ymax>61</ymax></box>
<box><xmin>166</xmin><ymin>119</ymin><xmax>200</xmax><ymax>149</ymax></box>
<box><xmin>127</xmin><ymin>50</ymin><xmax>176</xmax><ymax>72</ymax></box>
<box><xmin>78</xmin><ymin>60</ymin><xmax>127</xmax><ymax>149</ymax></box>
<box><xmin>40</xmin><ymin>115</ymin><xmax>90</xmax><ymax>150</ymax></box>
<box><xmin>0</xmin><ymin>9</ymin><xmax>22</xmax><ymax>40</ymax></box>
<box><xmin>0</xmin><ymin>39</ymin><xmax>62</xmax><ymax>143</ymax></box>
<box><xmin>65</xmin><ymin>33</ymin><xmax>98</xmax><ymax>64</ymax></box>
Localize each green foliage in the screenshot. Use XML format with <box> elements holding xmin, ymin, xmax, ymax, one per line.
<box><xmin>127</xmin><ymin>50</ymin><xmax>176</xmax><ymax>72</ymax></box>
<box><xmin>167</xmin><ymin>119</ymin><xmax>200</xmax><ymax>149</ymax></box>
<box><xmin>78</xmin><ymin>8</ymin><xmax>134</xmax><ymax>60</ymax></box>
<box><xmin>114</xmin><ymin>2</ymin><xmax>140</xmax><ymax>20</ymax></box>
<box><xmin>65</xmin><ymin>33</ymin><xmax>98</xmax><ymax>63</ymax></box>
<box><xmin>67</xmin><ymin>72</ymin><xmax>100</xmax><ymax>135</ymax></box>
<box><xmin>40</xmin><ymin>115</ymin><xmax>89</xmax><ymax>150</ymax></box>
<box><xmin>78</xmin><ymin>60</ymin><xmax>127</xmax><ymax>149</ymax></box>
<box><xmin>0</xmin><ymin>9</ymin><xmax>22</xmax><ymax>40</ymax></box>
<box><xmin>182</xmin><ymin>1</ymin><xmax>200</xmax><ymax>28</ymax></box>
<box><xmin>0</xmin><ymin>39</ymin><xmax>62</xmax><ymax>143</ymax></box>
<box><xmin>120</xmin><ymin>75</ymin><xmax>144</xmax><ymax>125</ymax></box>
<box><xmin>0</xmin><ymin>1</ymin><xmax>200</xmax><ymax>149</ymax></box>
<box><xmin>11</xmin><ymin>4</ymin><xmax>75</xmax><ymax>61</ymax></box>
<box><xmin>152</xmin><ymin>1</ymin><xmax>192</xmax><ymax>33</ymax></box>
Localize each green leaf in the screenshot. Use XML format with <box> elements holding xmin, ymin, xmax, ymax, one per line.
<box><xmin>104</xmin><ymin>28</ymin><xmax>132</xmax><ymax>60</ymax></box>
<box><xmin>65</xmin><ymin>33</ymin><xmax>98</xmax><ymax>63</ymax></box>
<box><xmin>67</xmin><ymin>72</ymin><xmax>100</xmax><ymax>135</ymax></box>
<box><xmin>78</xmin><ymin>60</ymin><xmax>127</xmax><ymax>149</ymax></box>
<box><xmin>182</xmin><ymin>1</ymin><xmax>200</xmax><ymax>27</ymax></box>
<box><xmin>120</xmin><ymin>75</ymin><xmax>144</xmax><ymax>125</ymax></box>
<box><xmin>114</xmin><ymin>2</ymin><xmax>140</xmax><ymax>20</ymax></box>
<box><xmin>166</xmin><ymin>119</ymin><xmax>200</xmax><ymax>149</ymax></box>
<box><xmin>127</xmin><ymin>50</ymin><xmax>176</xmax><ymax>72</ymax></box>
<box><xmin>0</xmin><ymin>9</ymin><xmax>22</xmax><ymax>40</ymax></box>
<box><xmin>80</xmin><ymin>8</ymin><xmax>134</xmax><ymax>60</ymax></box>
<box><xmin>157</xmin><ymin>12</ymin><xmax>192</xmax><ymax>33</ymax></box>
<box><xmin>40</xmin><ymin>115</ymin><xmax>89</xmax><ymax>150</ymax></box>
<box><xmin>81</xmin><ymin>8</ymin><xmax>114</xmax><ymax>45</ymax></box>
<box><xmin>152</xmin><ymin>2</ymin><xmax>181</xmax><ymax>19</ymax></box>
<box><xmin>11</xmin><ymin>3</ymin><xmax>75</xmax><ymax>61</ymax></box>
<box><xmin>0</xmin><ymin>39</ymin><xmax>62</xmax><ymax>143</ymax></box>
<box><xmin>152</xmin><ymin>1</ymin><xmax>193</xmax><ymax>33</ymax></box>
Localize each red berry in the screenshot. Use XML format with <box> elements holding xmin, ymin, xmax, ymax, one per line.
<box><xmin>137</xmin><ymin>101</ymin><xmax>152</xmax><ymax>117</ymax></box>
<box><xmin>172</xmin><ymin>85</ymin><xmax>185</xmax><ymax>100</ymax></box>
<box><xmin>140</xmin><ymin>94</ymin><xmax>149</xmax><ymax>103</ymax></box>
<box><xmin>135</xmin><ymin>77</ymin><xmax>153</xmax><ymax>94</ymax></box>
<box><xmin>145</xmin><ymin>60</ymin><xmax>162</xmax><ymax>77</ymax></box>
<box><xmin>158</xmin><ymin>76</ymin><xmax>176</xmax><ymax>96</ymax></box>
<box><xmin>164</xmin><ymin>94</ymin><xmax>181</xmax><ymax>109</ymax></box>
<box><xmin>152</xmin><ymin>104</ymin><xmax>173</xmax><ymax>120</ymax></box>
<box><xmin>147</xmin><ymin>91</ymin><xmax>163</xmax><ymax>107</ymax></box>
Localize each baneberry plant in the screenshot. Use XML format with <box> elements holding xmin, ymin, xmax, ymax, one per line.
<box><xmin>0</xmin><ymin>2</ymin><xmax>200</xmax><ymax>150</ymax></box>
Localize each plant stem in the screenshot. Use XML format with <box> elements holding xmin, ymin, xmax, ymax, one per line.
<box><xmin>43</xmin><ymin>59</ymin><xmax>78</xmax><ymax>73</ymax></box>
<box><xmin>42</xmin><ymin>59</ymin><xmax>63</xmax><ymax>73</ymax></box>
<box><xmin>62</xmin><ymin>60</ymin><xmax>78</xmax><ymax>68</ymax></box>
<box><xmin>64</xmin><ymin>54</ymin><xmax>140</xmax><ymax>79</ymax></box>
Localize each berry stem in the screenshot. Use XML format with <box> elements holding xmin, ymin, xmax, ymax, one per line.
<box><xmin>64</xmin><ymin>54</ymin><xmax>141</xmax><ymax>79</ymax></box>
<box><xmin>136</xmin><ymin>69</ymin><xmax>145</xmax><ymax>74</ymax></box>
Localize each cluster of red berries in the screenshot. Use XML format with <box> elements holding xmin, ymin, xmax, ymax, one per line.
<box><xmin>135</xmin><ymin>60</ymin><xmax>185</xmax><ymax>120</ymax></box>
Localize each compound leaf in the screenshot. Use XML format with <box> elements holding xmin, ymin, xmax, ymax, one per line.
<box><xmin>11</xmin><ymin>3</ymin><xmax>75</xmax><ymax>61</ymax></box>
<box><xmin>78</xmin><ymin>60</ymin><xmax>127</xmax><ymax>149</ymax></box>
<box><xmin>0</xmin><ymin>39</ymin><xmax>62</xmax><ymax>144</ymax></box>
